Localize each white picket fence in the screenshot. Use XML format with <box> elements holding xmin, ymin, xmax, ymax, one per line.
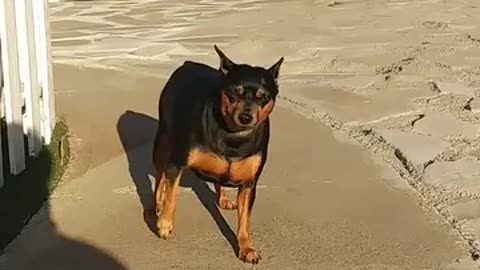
<box><xmin>0</xmin><ymin>0</ymin><xmax>55</xmax><ymax>188</ymax></box>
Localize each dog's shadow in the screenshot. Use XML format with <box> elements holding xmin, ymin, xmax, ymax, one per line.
<box><xmin>116</xmin><ymin>110</ymin><xmax>238</xmax><ymax>254</ymax></box>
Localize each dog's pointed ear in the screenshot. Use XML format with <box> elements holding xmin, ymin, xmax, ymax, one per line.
<box><xmin>214</xmin><ymin>45</ymin><xmax>235</xmax><ymax>75</ymax></box>
<box><xmin>268</xmin><ymin>57</ymin><xmax>284</xmax><ymax>82</ymax></box>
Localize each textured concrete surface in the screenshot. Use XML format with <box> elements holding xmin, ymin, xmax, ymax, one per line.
<box><xmin>4</xmin><ymin>0</ymin><xmax>480</xmax><ymax>269</ymax></box>
<box><xmin>3</xmin><ymin>106</ymin><xmax>471</xmax><ymax>270</ymax></box>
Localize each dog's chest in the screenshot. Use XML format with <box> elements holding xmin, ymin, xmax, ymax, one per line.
<box><xmin>187</xmin><ymin>148</ymin><xmax>261</xmax><ymax>184</ymax></box>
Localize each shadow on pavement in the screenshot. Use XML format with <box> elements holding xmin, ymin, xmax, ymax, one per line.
<box><xmin>117</xmin><ymin>110</ymin><xmax>239</xmax><ymax>255</ymax></box>
<box><xmin>0</xmin><ymin>122</ymin><xmax>128</xmax><ymax>270</ymax></box>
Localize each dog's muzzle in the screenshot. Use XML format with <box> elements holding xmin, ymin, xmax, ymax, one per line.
<box><xmin>238</xmin><ymin>112</ymin><xmax>253</xmax><ymax>125</ymax></box>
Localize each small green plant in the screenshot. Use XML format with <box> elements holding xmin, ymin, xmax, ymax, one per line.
<box><xmin>0</xmin><ymin>118</ymin><xmax>70</xmax><ymax>249</ymax></box>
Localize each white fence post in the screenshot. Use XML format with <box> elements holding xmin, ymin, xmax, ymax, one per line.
<box><xmin>16</xmin><ymin>0</ymin><xmax>43</xmax><ymax>156</ymax></box>
<box><xmin>33</xmin><ymin>0</ymin><xmax>55</xmax><ymax>145</ymax></box>
<box><xmin>0</xmin><ymin>0</ymin><xmax>27</xmax><ymax>175</ymax></box>
<box><xmin>0</xmin><ymin>45</ymin><xmax>4</xmax><ymax>187</ymax></box>
<box><xmin>0</xmin><ymin>0</ymin><xmax>55</xmax><ymax>186</ymax></box>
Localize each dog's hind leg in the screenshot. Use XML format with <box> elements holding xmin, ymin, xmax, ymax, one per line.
<box><xmin>156</xmin><ymin>164</ymin><xmax>183</xmax><ymax>239</ymax></box>
<box><xmin>215</xmin><ymin>184</ymin><xmax>237</xmax><ymax>210</ymax></box>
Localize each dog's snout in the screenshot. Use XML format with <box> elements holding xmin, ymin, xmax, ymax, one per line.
<box><xmin>238</xmin><ymin>112</ymin><xmax>253</xmax><ymax>125</ymax></box>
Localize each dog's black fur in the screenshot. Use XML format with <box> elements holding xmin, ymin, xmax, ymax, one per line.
<box><xmin>152</xmin><ymin>45</ymin><xmax>284</xmax><ymax>264</ymax></box>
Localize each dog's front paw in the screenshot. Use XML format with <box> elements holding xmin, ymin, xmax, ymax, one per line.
<box><xmin>238</xmin><ymin>246</ymin><xmax>261</xmax><ymax>264</ymax></box>
<box><xmin>157</xmin><ymin>218</ymin><xmax>174</xmax><ymax>240</ymax></box>
<box><xmin>218</xmin><ymin>198</ymin><xmax>237</xmax><ymax>210</ymax></box>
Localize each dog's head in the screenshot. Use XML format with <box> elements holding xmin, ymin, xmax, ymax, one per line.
<box><xmin>214</xmin><ymin>45</ymin><xmax>284</xmax><ymax>132</ymax></box>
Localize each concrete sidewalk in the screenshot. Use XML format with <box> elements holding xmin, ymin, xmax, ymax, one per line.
<box><xmin>3</xmin><ymin>79</ymin><xmax>471</xmax><ymax>268</ymax></box>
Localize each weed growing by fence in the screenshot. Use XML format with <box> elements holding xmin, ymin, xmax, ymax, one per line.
<box><xmin>0</xmin><ymin>119</ymin><xmax>70</xmax><ymax>248</ymax></box>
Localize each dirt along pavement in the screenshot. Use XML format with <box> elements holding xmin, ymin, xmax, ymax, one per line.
<box><xmin>4</xmin><ymin>0</ymin><xmax>480</xmax><ymax>269</ymax></box>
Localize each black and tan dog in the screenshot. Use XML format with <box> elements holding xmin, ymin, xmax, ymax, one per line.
<box><xmin>152</xmin><ymin>45</ymin><xmax>283</xmax><ymax>264</ymax></box>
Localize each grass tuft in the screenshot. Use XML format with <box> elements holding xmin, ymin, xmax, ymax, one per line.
<box><xmin>0</xmin><ymin>118</ymin><xmax>70</xmax><ymax>249</ymax></box>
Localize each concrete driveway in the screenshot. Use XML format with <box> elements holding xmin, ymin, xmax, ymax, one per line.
<box><xmin>4</xmin><ymin>0</ymin><xmax>480</xmax><ymax>269</ymax></box>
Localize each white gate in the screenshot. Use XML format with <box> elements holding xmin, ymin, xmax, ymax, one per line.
<box><xmin>0</xmin><ymin>0</ymin><xmax>55</xmax><ymax>187</ymax></box>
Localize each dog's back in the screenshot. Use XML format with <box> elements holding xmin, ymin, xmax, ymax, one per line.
<box><xmin>159</xmin><ymin>61</ymin><xmax>221</xmax><ymax>125</ymax></box>
<box><xmin>156</xmin><ymin>61</ymin><xmax>222</xmax><ymax>164</ymax></box>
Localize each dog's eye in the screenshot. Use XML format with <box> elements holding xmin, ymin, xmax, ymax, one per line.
<box><xmin>256</xmin><ymin>90</ymin><xmax>270</xmax><ymax>101</ymax></box>
<box><xmin>234</xmin><ymin>86</ymin><xmax>245</xmax><ymax>97</ymax></box>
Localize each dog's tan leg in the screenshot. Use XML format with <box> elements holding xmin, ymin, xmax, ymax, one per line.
<box><xmin>236</xmin><ymin>185</ymin><xmax>260</xmax><ymax>264</ymax></box>
<box><xmin>153</xmin><ymin>149</ymin><xmax>166</xmax><ymax>217</ymax></box>
<box><xmin>157</xmin><ymin>165</ymin><xmax>183</xmax><ymax>239</ymax></box>
<box><xmin>153</xmin><ymin>133</ymin><xmax>170</xmax><ymax>217</ymax></box>
<box><xmin>154</xmin><ymin>173</ymin><xmax>166</xmax><ymax>217</ymax></box>
<box><xmin>215</xmin><ymin>184</ymin><xmax>237</xmax><ymax>210</ymax></box>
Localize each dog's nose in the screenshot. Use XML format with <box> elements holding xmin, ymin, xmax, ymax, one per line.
<box><xmin>238</xmin><ymin>113</ymin><xmax>253</xmax><ymax>125</ymax></box>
